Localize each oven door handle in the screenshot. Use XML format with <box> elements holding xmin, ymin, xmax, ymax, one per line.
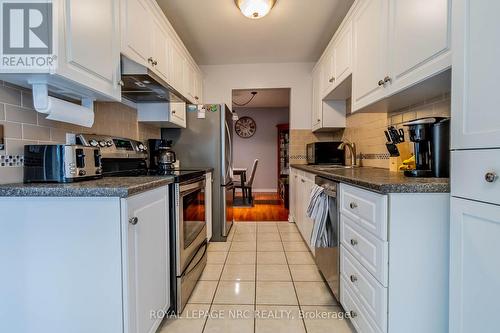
<box><xmin>180</xmin><ymin>179</ymin><xmax>205</xmax><ymax>196</ymax></box>
<box><xmin>181</xmin><ymin>240</ymin><xmax>208</xmax><ymax>277</ymax></box>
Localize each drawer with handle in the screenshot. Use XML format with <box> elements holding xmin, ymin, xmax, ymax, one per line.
<box><xmin>340</xmin><ymin>183</ymin><xmax>388</xmax><ymax>240</ymax></box>
<box><xmin>341</xmin><ymin>214</ymin><xmax>389</xmax><ymax>286</ymax></box>
<box><xmin>341</xmin><ymin>276</ymin><xmax>384</xmax><ymax>333</ymax></box>
<box><xmin>451</xmin><ymin>150</ymin><xmax>500</xmax><ymax>205</ymax></box>
<box><xmin>341</xmin><ymin>245</ymin><xmax>387</xmax><ymax>332</ymax></box>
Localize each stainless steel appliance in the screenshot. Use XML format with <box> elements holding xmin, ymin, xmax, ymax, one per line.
<box><xmin>171</xmin><ymin>173</ymin><xmax>207</xmax><ymax>314</ymax></box>
<box><xmin>403</xmin><ymin>117</ymin><xmax>450</xmax><ymax>177</ymax></box>
<box><xmin>163</xmin><ymin>104</ymin><xmax>234</xmax><ymax>241</ymax></box>
<box><xmin>314</xmin><ymin>176</ymin><xmax>340</xmax><ymax>301</ymax></box>
<box><xmin>23</xmin><ymin>145</ymin><xmax>102</xmax><ymax>183</ymax></box>
<box><xmin>121</xmin><ymin>56</ymin><xmax>187</xmax><ymax>103</ymax></box>
<box><xmin>307</xmin><ymin>142</ymin><xmax>346</xmax><ymax>165</ymax></box>
<box><xmin>76</xmin><ymin>134</ymin><xmax>148</xmax><ymax>176</ymax></box>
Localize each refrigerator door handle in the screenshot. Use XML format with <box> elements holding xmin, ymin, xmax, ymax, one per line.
<box><xmin>225</xmin><ymin>121</ymin><xmax>233</xmax><ymax>181</ymax></box>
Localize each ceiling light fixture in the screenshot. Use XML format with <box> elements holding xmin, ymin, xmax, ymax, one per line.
<box><xmin>234</xmin><ymin>0</ymin><xmax>277</xmax><ymax>19</ymax></box>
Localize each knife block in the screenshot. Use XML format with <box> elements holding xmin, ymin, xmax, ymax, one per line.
<box><xmin>389</xmin><ymin>142</ymin><xmax>412</xmax><ymax>172</ymax></box>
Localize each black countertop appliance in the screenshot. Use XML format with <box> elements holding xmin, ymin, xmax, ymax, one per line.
<box><xmin>403</xmin><ymin>117</ymin><xmax>450</xmax><ymax>178</ymax></box>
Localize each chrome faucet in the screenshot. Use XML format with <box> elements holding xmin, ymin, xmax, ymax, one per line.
<box><xmin>338</xmin><ymin>141</ymin><xmax>357</xmax><ymax>166</ymax></box>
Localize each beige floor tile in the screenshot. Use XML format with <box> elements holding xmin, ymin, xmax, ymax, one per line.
<box><xmin>257</xmin><ymin>225</ymin><xmax>279</xmax><ymax>233</ymax></box>
<box><xmin>203</xmin><ymin>305</ymin><xmax>254</xmax><ymax>333</ymax></box>
<box><xmin>226</xmin><ymin>228</ymin><xmax>235</xmax><ymax>241</ymax></box>
<box><xmin>188</xmin><ymin>281</ymin><xmax>218</xmax><ymax>304</ymax></box>
<box><xmin>200</xmin><ymin>264</ymin><xmax>224</xmax><ymax>281</ymax></box>
<box><xmin>294</xmin><ymin>282</ymin><xmax>337</xmax><ymax>306</ymax></box>
<box><xmin>301</xmin><ymin>306</ymin><xmax>356</xmax><ymax>333</ymax></box>
<box><xmin>207</xmin><ymin>251</ymin><xmax>228</xmax><ymax>264</ymax></box>
<box><xmin>277</xmin><ymin>223</ymin><xmax>299</xmax><ymax>233</ymax></box>
<box><xmin>283</xmin><ymin>241</ymin><xmax>309</xmax><ymax>252</ymax></box>
<box><xmin>235</xmin><ymin>224</ymin><xmax>257</xmax><ymax>234</ymax></box>
<box><xmin>256</xmin><ymin>222</ymin><xmax>277</xmax><ymax>226</ymax></box>
<box><xmin>257</xmin><ymin>251</ymin><xmax>287</xmax><ymax>265</ymax></box>
<box><xmin>280</xmin><ymin>233</ymin><xmax>304</xmax><ymax>242</ymax></box>
<box><xmin>289</xmin><ymin>265</ymin><xmax>324</xmax><ymax>282</ymax></box>
<box><xmin>257</xmin><ymin>241</ymin><xmax>284</xmax><ymax>252</ymax></box>
<box><xmin>213</xmin><ymin>281</ymin><xmax>255</xmax><ymax>305</ymax></box>
<box><xmin>285</xmin><ymin>252</ymin><xmax>315</xmax><ymax>265</ymax></box>
<box><xmin>230</xmin><ymin>241</ymin><xmax>256</xmax><ymax>252</ymax></box>
<box><xmin>255</xmin><ymin>305</ymin><xmax>306</xmax><ymax>333</ymax></box>
<box><xmin>159</xmin><ymin>304</ymin><xmax>209</xmax><ymax>333</ymax></box>
<box><xmin>226</xmin><ymin>252</ymin><xmax>256</xmax><ymax>265</ymax></box>
<box><xmin>208</xmin><ymin>242</ymin><xmax>232</xmax><ymax>252</ymax></box>
<box><xmin>256</xmin><ymin>281</ymin><xmax>298</xmax><ymax>305</ymax></box>
<box><xmin>232</xmin><ymin>233</ymin><xmax>258</xmax><ymax>242</ymax></box>
<box><xmin>221</xmin><ymin>264</ymin><xmax>256</xmax><ymax>281</ymax></box>
<box><xmin>257</xmin><ymin>265</ymin><xmax>292</xmax><ymax>281</ymax></box>
<box><xmin>257</xmin><ymin>233</ymin><xmax>281</xmax><ymax>241</ymax></box>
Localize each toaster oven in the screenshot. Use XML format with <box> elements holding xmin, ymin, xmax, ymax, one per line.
<box><xmin>23</xmin><ymin>145</ymin><xmax>103</xmax><ymax>183</ymax></box>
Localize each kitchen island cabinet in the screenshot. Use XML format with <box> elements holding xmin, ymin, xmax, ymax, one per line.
<box><xmin>0</xmin><ymin>184</ymin><xmax>171</xmax><ymax>333</ymax></box>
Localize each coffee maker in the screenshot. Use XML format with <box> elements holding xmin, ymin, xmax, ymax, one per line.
<box><xmin>403</xmin><ymin>117</ymin><xmax>450</xmax><ymax>178</ymax></box>
<box><xmin>148</xmin><ymin>139</ymin><xmax>177</xmax><ymax>174</ymax></box>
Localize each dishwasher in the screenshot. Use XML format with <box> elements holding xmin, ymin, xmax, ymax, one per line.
<box><xmin>314</xmin><ymin>176</ymin><xmax>340</xmax><ymax>301</ymax></box>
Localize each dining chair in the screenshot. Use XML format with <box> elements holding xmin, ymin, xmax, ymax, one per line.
<box><xmin>233</xmin><ymin>159</ymin><xmax>259</xmax><ymax>203</ymax></box>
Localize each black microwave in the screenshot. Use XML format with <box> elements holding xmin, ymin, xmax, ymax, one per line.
<box><xmin>306</xmin><ymin>142</ymin><xmax>345</xmax><ymax>165</ymax></box>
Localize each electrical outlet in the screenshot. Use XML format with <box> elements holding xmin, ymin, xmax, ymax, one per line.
<box><xmin>0</xmin><ymin>124</ymin><xmax>4</xmax><ymax>151</ymax></box>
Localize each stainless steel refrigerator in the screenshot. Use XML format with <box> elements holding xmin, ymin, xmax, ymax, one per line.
<box><xmin>162</xmin><ymin>104</ymin><xmax>234</xmax><ymax>241</ymax></box>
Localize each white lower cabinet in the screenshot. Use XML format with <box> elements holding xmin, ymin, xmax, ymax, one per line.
<box><xmin>290</xmin><ymin>167</ymin><xmax>315</xmax><ymax>254</ymax></box>
<box><xmin>0</xmin><ymin>186</ymin><xmax>171</xmax><ymax>333</ymax></box>
<box><xmin>339</xmin><ymin>184</ymin><xmax>450</xmax><ymax>333</ymax></box>
<box><xmin>124</xmin><ymin>187</ymin><xmax>170</xmax><ymax>333</ymax></box>
<box><xmin>450</xmin><ymin>197</ymin><xmax>500</xmax><ymax>333</ymax></box>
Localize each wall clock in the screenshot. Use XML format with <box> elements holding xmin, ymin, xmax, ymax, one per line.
<box><xmin>235</xmin><ymin>116</ymin><xmax>257</xmax><ymax>138</ymax></box>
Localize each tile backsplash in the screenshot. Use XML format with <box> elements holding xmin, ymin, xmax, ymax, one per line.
<box><xmin>291</xmin><ymin>93</ymin><xmax>451</xmax><ymax>169</ymax></box>
<box><xmin>0</xmin><ymin>81</ymin><xmax>160</xmax><ymax>184</ymax></box>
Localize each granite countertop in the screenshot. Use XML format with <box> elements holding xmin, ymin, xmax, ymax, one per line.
<box><xmin>291</xmin><ymin>164</ymin><xmax>450</xmax><ymax>194</ymax></box>
<box><xmin>0</xmin><ymin>176</ymin><xmax>175</xmax><ymax>198</ymax></box>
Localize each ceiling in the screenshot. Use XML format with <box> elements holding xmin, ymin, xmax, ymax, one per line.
<box><xmin>232</xmin><ymin>88</ymin><xmax>290</xmax><ymax>109</ymax></box>
<box><xmin>156</xmin><ymin>0</ymin><xmax>355</xmax><ymax>65</ymax></box>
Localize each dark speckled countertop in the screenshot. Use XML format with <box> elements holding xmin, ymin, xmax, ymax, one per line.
<box><xmin>0</xmin><ymin>176</ymin><xmax>175</xmax><ymax>198</ymax></box>
<box><xmin>291</xmin><ymin>164</ymin><xmax>450</xmax><ymax>194</ymax></box>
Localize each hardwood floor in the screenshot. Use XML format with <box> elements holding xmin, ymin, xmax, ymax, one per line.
<box><xmin>233</xmin><ymin>192</ymin><xmax>289</xmax><ymax>222</ymax></box>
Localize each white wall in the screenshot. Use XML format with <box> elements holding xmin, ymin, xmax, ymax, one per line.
<box><xmin>233</xmin><ymin>108</ymin><xmax>289</xmax><ymax>192</ymax></box>
<box><xmin>200</xmin><ymin>62</ymin><xmax>314</xmax><ymax>129</ymax></box>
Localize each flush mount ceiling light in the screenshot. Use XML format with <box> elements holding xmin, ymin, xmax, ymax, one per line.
<box><xmin>234</xmin><ymin>0</ymin><xmax>277</xmax><ymax>19</ymax></box>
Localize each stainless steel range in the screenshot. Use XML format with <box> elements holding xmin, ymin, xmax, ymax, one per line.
<box><xmin>77</xmin><ymin>134</ymin><xmax>207</xmax><ymax>314</ymax></box>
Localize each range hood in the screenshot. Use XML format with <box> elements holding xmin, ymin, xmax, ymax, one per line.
<box><xmin>120</xmin><ymin>56</ymin><xmax>187</xmax><ymax>103</ymax></box>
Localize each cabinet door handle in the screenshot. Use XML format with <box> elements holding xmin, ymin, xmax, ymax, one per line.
<box><xmin>485</xmin><ymin>172</ymin><xmax>498</xmax><ymax>183</ymax></box>
<box><xmin>129</xmin><ymin>217</ymin><xmax>138</xmax><ymax>225</ymax></box>
<box><xmin>172</xmin><ymin>110</ymin><xmax>176</xmax><ymax>114</ymax></box>
<box><xmin>350</xmin><ymin>239</ymin><xmax>358</xmax><ymax>246</ymax></box>
<box><xmin>350</xmin><ymin>275</ymin><xmax>358</xmax><ymax>283</ymax></box>
<box><xmin>329</xmin><ymin>76</ymin><xmax>335</xmax><ymax>83</ymax></box>
<box><xmin>153</xmin><ymin>60</ymin><xmax>158</xmax><ymax>66</ymax></box>
<box><xmin>384</xmin><ymin>76</ymin><xmax>392</xmax><ymax>84</ymax></box>
<box><xmin>118</xmin><ymin>80</ymin><xmax>124</xmax><ymax>87</ymax></box>
<box><xmin>148</xmin><ymin>57</ymin><xmax>154</xmax><ymax>64</ymax></box>
<box><xmin>349</xmin><ymin>310</ymin><xmax>358</xmax><ymax>318</ymax></box>
<box><xmin>301</xmin><ymin>179</ymin><xmax>305</xmax><ymax>183</ymax></box>
<box><xmin>349</xmin><ymin>202</ymin><xmax>358</xmax><ymax>209</ymax></box>
<box><xmin>378</xmin><ymin>79</ymin><xmax>384</xmax><ymax>86</ymax></box>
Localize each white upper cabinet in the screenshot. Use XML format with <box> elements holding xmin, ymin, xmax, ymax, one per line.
<box><xmin>58</xmin><ymin>0</ymin><xmax>121</xmax><ymax>100</ymax></box>
<box><xmin>451</xmin><ymin>0</ymin><xmax>500</xmax><ymax>149</ymax></box>
<box><xmin>352</xmin><ymin>0</ymin><xmax>388</xmax><ymax>112</ymax></box>
<box><xmin>332</xmin><ymin>20</ymin><xmax>353</xmax><ymax>89</ymax></box>
<box><xmin>311</xmin><ymin>65</ymin><xmax>322</xmax><ymax>131</ymax></box>
<box><xmin>121</xmin><ymin>0</ymin><xmax>203</xmax><ymax>105</ymax></box>
<box><xmin>121</xmin><ymin>0</ymin><xmax>152</xmax><ymax>67</ymax></box>
<box><xmin>151</xmin><ymin>19</ymin><xmax>170</xmax><ymax>81</ymax></box>
<box><xmin>322</xmin><ymin>48</ymin><xmax>335</xmax><ymax>97</ymax></box>
<box><xmin>386</xmin><ymin>0</ymin><xmax>451</xmax><ymax>95</ymax></box>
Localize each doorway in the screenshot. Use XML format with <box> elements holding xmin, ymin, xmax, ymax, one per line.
<box><xmin>231</xmin><ymin>88</ymin><xmax>291</xmax><ymax>221</ymax></box>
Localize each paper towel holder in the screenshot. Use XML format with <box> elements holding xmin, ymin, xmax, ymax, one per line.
<box><xmin>31</xmin><ymin>82</ymin><xmax>95</xmax><ymax>114</ymax></box>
